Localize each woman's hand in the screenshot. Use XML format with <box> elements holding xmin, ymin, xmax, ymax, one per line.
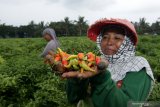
<box><xmin>62</xmin><ymin>67</ymin><xmax>99</xmax><ymax>79</ymax></box>
<box><xmin>52</xmin><ymin>62</ymin><xmax>99</xmax><ymax>78</ymax></box>
<box><xmin>62</xmin><ymin>59</ymin><xmax>109</xmax><ymax>79</ymax></box>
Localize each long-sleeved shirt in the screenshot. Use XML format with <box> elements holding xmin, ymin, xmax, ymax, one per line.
<box><xmin>41</xmin><ymin>40</ymin><xmax>58</xmax><ymax>57</ymax></box>
<box><xmin>66</xmin><ymin>68</ymin><xmax>152</xmax><ymax>107</ymax></box>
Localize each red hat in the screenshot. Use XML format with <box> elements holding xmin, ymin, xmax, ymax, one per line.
<box><xmin>87</xmin><ymin>18</ymin><xmax>138</xmax><ymax>45</ymax></box>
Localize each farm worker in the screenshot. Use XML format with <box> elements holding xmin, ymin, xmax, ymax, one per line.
<box><xmin>62</xmin><ymin>18</ymin><xmax>155</xmax><ymax>107</ymax></box>
<box><xmin>40</xmin><ymin>28</ymin><xmax>60</xmax><ymax>57</ymax></box>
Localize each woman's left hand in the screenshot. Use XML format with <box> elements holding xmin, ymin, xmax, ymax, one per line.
<box><xmin>62</xmin><ymin>59</ymin><xmax>109</xmax><ymax>79</ymax></box>
<box><xmin>62</xmin><ymin>67</ymin><xmax>99</xmax><ymax>79</ymax></box>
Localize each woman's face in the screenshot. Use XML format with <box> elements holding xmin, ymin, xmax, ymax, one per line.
<box><xmin>44</xmin><ymin>33</ymin><xmax>53</xmax><ymax>41</ymax></box>
<box><xmin>100</xmin><ymin>31</ymin><xmax>125</xmax><ymax>55</ymax></box>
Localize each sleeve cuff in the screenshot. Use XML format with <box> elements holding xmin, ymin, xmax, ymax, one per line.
<box><xmin>67</xmin><ymin>78</ymin><xmax>89</xmax><ymax>84</ymax></box>
<box><xmin>90</xmin><ymin>70</ymin><xmax>111</xmax><ymax>86</ymax></box>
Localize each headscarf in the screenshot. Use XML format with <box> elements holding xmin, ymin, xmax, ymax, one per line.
<box><xmin>42</xmin><ymin>28</ymin><xmax>60</xmax><ymax>47</ymax></box>
<box><xmin>96</xmin><ymin>32</ymin><xmax>154</xmax><ymax>82</ymax></box>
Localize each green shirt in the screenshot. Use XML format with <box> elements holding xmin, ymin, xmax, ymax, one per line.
<box><xmin>66</xmin><ymin>68</ymin><xmax>152</xmax><ymax>107</ymax></box>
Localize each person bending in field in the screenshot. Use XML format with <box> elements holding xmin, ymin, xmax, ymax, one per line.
<box><xmin>61</xmin><ymin>18</ymin><xmax>154</xmax><ymax>107</ymax></box>
<box><xmin>41</xmin><ymin>28</ymin><xmax>60</xmax><ymax>57</ymax></box>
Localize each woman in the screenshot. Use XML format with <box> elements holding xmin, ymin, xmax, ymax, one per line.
<box><xmin>62</xmin><ymin>18</ymin><xmax>154</xmax><ymax>107</ymax></box>
<box><xmin>41</xmin><ymin>28</ymin><xmax>60</xmax><ymax>57</ymax></box>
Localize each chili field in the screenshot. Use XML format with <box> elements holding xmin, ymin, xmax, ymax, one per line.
<box><xmin>0</xmin><ymin>36</ymin><xmax>160</xmax><ymax>106</ymax></box>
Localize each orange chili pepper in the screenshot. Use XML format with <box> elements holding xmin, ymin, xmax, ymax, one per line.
<box><xmin>54</xmin><ymin>56</ymin><xmax>61</xmax><ymax>62</ymax></box>
<box><xmin>87</xmin><ymin>52</ymin><xmax>95</xmax><ymax>62</ymax></box>
<box><xmin>78</xmin><ymin>53</ymin><xmax>84</xmax><ymax>60</ymax></box>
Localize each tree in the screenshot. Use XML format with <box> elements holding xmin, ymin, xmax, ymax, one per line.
<box><xmin>75</xmin><ymin>16</ymin><xmax>88</xmax><ymax>36</ymax></box>
<box><xmin>138</xmin><ymin>18</ymin><xmax>150</xmax><ymax>34</ymax></box>
<box><xmin>49</xmin><ymin>21</ymin><xmax>66</xmax><ymax>36</ymax></box>
<box><xmin>34</xmin><ymin>21</ymin><xmax>45</xmax><ymax>37</ymax></box>
<box><xmin>63</xmin><ymin>17</ymin><xmax>70</xmax><ymax>36</ymax></box>
<box><xmin>27</xmin><ymin>20</ymin><xmax>36</xmax><ymax>37</ymax></box>
<box><xmin>0</xmin><ymin>23</ymin><xmax>16</xmax><ymax>38</ymax></box>
<box><xmin>151</xmin><ymin>18</ymin><xmax>160</xmax><ymax>35</ymax></box>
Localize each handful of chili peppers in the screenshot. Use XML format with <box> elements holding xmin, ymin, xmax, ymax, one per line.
<box><xmin>44</xmin><ymin>48</ymin><xmax>103</xmax><ymax>73</ymax></box>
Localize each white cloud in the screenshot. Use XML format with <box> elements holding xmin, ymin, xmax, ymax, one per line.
<box><xmin>61</xmin><ymin>0</ymin><xmax>115</xmax><ymax>11</ymax></box>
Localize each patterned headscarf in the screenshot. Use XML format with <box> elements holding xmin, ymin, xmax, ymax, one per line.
<box><xmin>96</xmin><ymin>34</ymin><xmax>154</xmax><ymax>82</ymax></box>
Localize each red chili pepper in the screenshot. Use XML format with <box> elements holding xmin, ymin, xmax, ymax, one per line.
<box><xmin>62</xmin><ymin>60</ymin><xmax>68</xmax><ymax>66</ymax></box>
<box><xmin>96</xmin><ymin>57</ymin><xmax>101</xmax><ymax>65</ymax></box>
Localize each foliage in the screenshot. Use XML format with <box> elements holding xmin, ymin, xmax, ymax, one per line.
<box><xmin>132</xmin><ymin>17</ymin><xmax>160</xmax><ymax>35</ymax></box>
<box><xmin>0</xmin><ymin>36</ymin><xmax>160</xmax><ymax>106</ymax></box>
<box><xmin>0</xmin><ymin>56</ymin><xmax>5</xmax><ymax>64</ymax></box>
<box><xmin>136</xmin><ymin>35</ymin><xmax>160</xmax><ymax>82</ymax></box>
<box><xmin>0</xmin><ymin>38</ymin><xmax>75</xmax><ymax>107</ymax></box>
<box><xmin>148</xmin><ymin>81</ymin><xmax>160</xmax><ymax>101</ymax></box>
<box><xmin>0</xmin><ymin>16</ymin><xmax>88</xmax><ymax>38</ymax></box>
<box><xmin>1</xmin><ymin>17</ymin><xmax>160</xmax><ymax>38</ymax></box>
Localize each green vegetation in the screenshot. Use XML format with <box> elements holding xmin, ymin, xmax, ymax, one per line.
<box><xmin>0</xmin><ymin>17</ymin><xmax>160</xmax><ymax>38</ymax></box>
<box><xmin>0</xmin><ymin>35</ymin><xmax>160</xmax><ymax>106</ymax></box>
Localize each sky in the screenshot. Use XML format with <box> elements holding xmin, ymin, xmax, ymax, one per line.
<box><xmin>0</xmin><ymin>0</ymin><xmax>160</xmax><ymax>26</ymax></box>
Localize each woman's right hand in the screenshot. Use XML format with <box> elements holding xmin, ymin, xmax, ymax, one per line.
<box><xmin>61</xmin><ymin>59</ymin><xmax>109</xmax><ymax>79</ymax></box>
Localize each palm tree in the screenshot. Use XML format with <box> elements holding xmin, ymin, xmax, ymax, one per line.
<box><xmin>64</xmin><ymin>17</ymin><xmax>70</xmax><ymax>36</ymax></box>
<box><xmin>151</xmin><ymin>18</ymin><xmax>160</xmax><ymax>35</ymax></box>
<box><xmin>139</xmin><ymin>18</ymin><xmax>150</xmax><ymax>34</ymax></box>
<box><xmin>75</xmin><ymin>16</ymin><xmax>87</xmax><ymax>36</ymax></box>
